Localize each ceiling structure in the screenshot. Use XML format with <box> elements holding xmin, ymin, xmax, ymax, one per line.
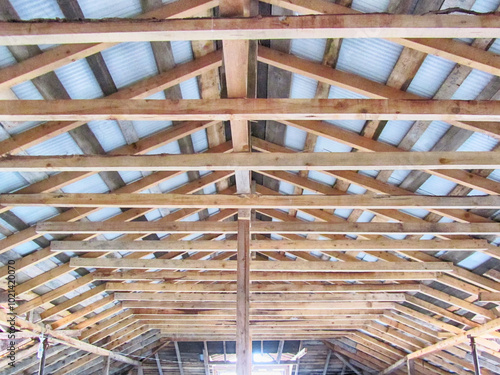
<box><xmin>0</xmin><ymin>0</ymin><xmax>500</xmax><ymax>374</ymax></box>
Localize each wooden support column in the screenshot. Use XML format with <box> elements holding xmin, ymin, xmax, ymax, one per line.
<box><xmin>294</xmin><ymin>341</ymin><xmax>302</xmax><ymax>375</ymax></box>
<box><xmin>174</xmin><ymin>342</ymin><xmax>185</xmax><ymax>375</ymax></box>
<box><xmin>203</xmin><ymin>341</ymin><xmax>210</xmax><ymax>375</ymax></box>
<box><xmin>322</xmin><ymin>350</ymin><xmax>332</xmax><ymax>375</ymax></box>
<box><xmin>37</xmin><ymin>336</ymin><xmax>49</xmax><ymax>375</ymax></box>
<box><xmin>407</xmin><ymin>358</ymin><xmax>415</xmax><ymax>375</ymax></box>
<box><xmin>237</xmin><ymin>216</ymin><xmax>252</xmax><ymax>375</ymax></box>
<box><xmin>155</xmin><ymin>353</ymin><xmax>164</xmax><ymax>375</ymax></box>
<box><xmin>276</xmin><ymin>340</ymin><xmax>284</xmax><ymax>364</ymax></box>
<box><xmin>470</xmin><ymin>336</ymin><xmax>482</xmax><ymax>375</ymax></box>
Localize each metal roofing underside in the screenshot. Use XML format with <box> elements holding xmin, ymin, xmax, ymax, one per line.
<box><xmin>0</xmin><ymin>0</ymin><xmax>499</xmax><ymax>374</ymax></box>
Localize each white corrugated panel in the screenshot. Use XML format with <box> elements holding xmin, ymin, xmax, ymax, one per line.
<box><xmin>417</xmin><ymin>176</ymin><xmax>457</xmax><ymax>196</ymax></box>
<box><xmin>146</xmin><ymin>139</ymin><xmax>181</xmax><ymax>155</ymax></box>
<box><xmin>347</xmin><ymin>184</ymin><xmax>367</xmax><ymax>195</ymax></box>
<box><xmin>334</xmin><ymin>209</ymin><xmax>354</xmax><ymax>219</ymax></box>
<box><xmin>356</xmin><ymin>211</ymin><xmax>375</xmax><ymax>223</ymax></box>
<box><xmin>0</xmin><ymin>46</ymin><xmax>15</xmax><ymax>68</ymax></box>
<box><xmin>133</xmin><ymin>120</ymin><xmax>174</xmax><ymax>140</ymax></box>
<box><xmin>471</xmin><ymin>0</ymin><xmax>500</xmax><ymax>12</ymax></box>
<box><xmin>411</xmin><ymin>121</ymin><xmax>451</xmax><ymax>152</ymax></box>
<box><xmin>146</xmin><ymin>91</ymin><xmax>166</xmax><ymax>100</ymax></box>
<box><xmin>388</xmin><ymin>170</ymin><xmax>412</xmax><ymax>185</ymax></box>
<box><xmin>171</xmin><ymin>40</ymin><xmax>195</xmax><ymax>64</ymax></box>
<box><xmin>290</xmin><ymin>39</ymin><xmax>327</xmax><ymax>63</ymax></box>
<box><xmin>87</xmin><ymin>208</ymin><xmax>123</xmax><ymax>222</ymax></box>
<box><xmin>488</xmin><ymin>169</ymin><xmax>500</xmax><ymax>182</ymax></box>
<box><xmin>352</xmin><ymin>0</ymin><xmax>390</xmax><ymax>12</ymax></box>
<box><xmin>88</xmin><ymin>120</ymin><xmax>127</xmax><ymax>152</ymax></box>
<box><xmin>296</xmin><ymin>211</ymin><xmax>316</xmax><ymax>222</ymax></box>
<box><xmin>279</xmin><ymin>181</ymin><xmax>295</xmax><ymax>195</ymax></box>
<box><xmin>458</xmin><ymin>252</ymin><xmax>492</xmax><ymax>270</ymax></box>
<box><xmin>400</xmin><ymin>209</ymin><xmax>431</xmax><ymax>219</ymax></box>
<box><xmin>0</xmin><ymin>172</ymin><xmax>28</xmax><ymax>193</ymax></box>
<box><xmin>159</xmin><ymin>172</ymin><xmax>190</xmax><ymax>192</ymax></box>
<box><xmin>314</xmin><ymin>136</ymin><xmax>352</xmax><ymax>153</ymax></box>
<box><xmin>290</xmin><ymin>74</ymin><xmax>318</xmax><ymax>99</ymax></box>
<box><xmin>62</xmin><ymin>174</ymin><xmax>110</xmax><ymax>193</ymax></box>
<box><xmin>467</xmin><ymin>189</ymin><xmax>488</xmax><ymax>196</ymax></box>
<box><xmin>179</xmin><ymin>77</ymin><xmax>201</xmax><ymax>99</ymax></box>
<box><xmin>10</xmin><ymin>242</ymin><xmax>40</xmax><ymax>257</ymax></box>
<box><xmin>10</xmin><ymin>206</ymin><xmax>59</xmax><ymax>226</ymax></box>
<box><xmin>378</xmin><ymin>121</ymin><xmax>415</xmax><ymax>146</ymax></box>
<box><xmin>55</xmin><ymin>59</ymin><xmax>104</xmax><ymax>99</ymax></box>
<box><xmin>337</xmin><ymin>39</ymin><xmax>403</xmax><ymax>84</ymax></box>
<box><xmin>10</xmin><ymin>0</ymin><xmax>64</xmax><ymax>19</ymax></box>
<box><xmin>101</xmin><ymin>42</ymin><xmax>158</xmax><ymax>89</ymax></box>
<box><xmin>204</xmin><ymin>183</ymin><xmax>217</xmax><ymax>195</ymax></box>
<box><xmin>79</xmin><ymin>0</ymin><xmax>142</xmax><ymax>18</ymax></box>
<box><xmin>457</xmin><ymin>132</ymin><xmax>498</xmax><ymax>151</ymax></box>
<box><xmin>27</xmin><ymin>133</ymin><xmax>83</xmax><ymax>156</ymax></box>
<box><xmin>182</xmin><ymin>213</ymin><xmax>200</xmax><ymax>222</ymax></box>
<box><xmin>145</xmin><ymin>209</ymin><xmax>163</xmax><ymax>222</ymax></box>
<box><xmin>307</xmin><ymin>171</ymin><xmax>336</xmax><ymax>187</ymax></box>
<box><xmin>191</xmin><ymin>129</ymin><xmax>209</xmax><ymax>152</ymax></box>
<box><xmin>407</xmin><ymin>55</ymin><xmax>456</xmax><ymax>98</ymax></box>
<box><xmin>452</xmin><ymin>69</ymin><xmax>494</xmax><ymax>100</ymax></box>
<box><xmin>12</xmin><ymin>81</ymin><xmax>44</xmax><ymax>100</ymax></box>
<box><xmin>284</xmin><ymin>126</ymin><xmax>307</xmax><ymax>151</ymax></box>
<box><xmin>119</xmin><ymin>171</ymin><xmax>144</xmax><ymax>184</ymax></box>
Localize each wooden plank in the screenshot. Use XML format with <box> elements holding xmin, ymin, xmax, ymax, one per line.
<box><xmin>2</xmin><ymin>99</ymin><xmax>500</xmax><ymax>124</ymax></box>
<box><xmin>2</xmin><ymin>15</ymin><xmax>500</xmax><ymax>45</ymax></box>
<box><xmin>11</xmin><ymin>193</ymin><xmax>497</xmax><ymax>210</ymax></box>
<box><xmin>236</xmin><ymin>219</ymin><xmax>251</xmax><ymax>375</ymax></box>
<box><xmin>37</xmin><ymin>220</ymin><xmax>500</xmax><ymax>235</ymax></box>
<box><xmin>96</xmin><ymin>270</ymin><xmax>439</xmax><ymax>281</ymax></box>
<box><xmin>69</xmin><ymin>258</ymin><xmax>453</xmax><ymax>272</ymax></box>
<box><xmin>50</xmin><ymin>239</ymin><xmax>492</xmax><ymax>252</ymax></box>
<box><xmin>3</xmin><ymin>151</ymin><xmax>499</xmax><ymax>172</ymax></box>
<box><xmin>478</xmin><ymin>292</ymin><xmax>500</xmax><ymax>302</ymax></box>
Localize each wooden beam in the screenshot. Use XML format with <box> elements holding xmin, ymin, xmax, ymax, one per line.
<box><xmin>69</xmin><ymin>258</ymin><xmax>453</xmax><ymax>272</ymax></box>
<box><xmin>174</xmin><ymin>342</ymin><xmax>185</xmax><ymax>375</ymax></box>
<box><xmin>378</xmin><ymin>316</ymin><xmax>500</xmax><ymax>375</ymax></box>
<box><xmin>2</xmin><ymin>99</ymin><xmax>500</xmax><ymax>123</ymax></box>
<box><xmin>478</xmin><ymin>292</ymin><xmax>500</xmax><ymax>302</ymax></box>
<box><xmin>11</xmin><ymin>193</ymin><xmax>499</xmax><ymax>210</ymax></box>
<box><xmin>0</xmin><ymin>310</ymin><xmax>140</xmax><ymax>366</ymax></box>
<box><xmin>50</xmin><ymin>239</ymin><xmax>493</xmax><ymax>252</ymax></box>
<box><xmin>96</xmin><ymin>270</ymin><xmax>439</xmax><ymax>282</ymax></box>
<box><xmin>37</xmin><ymin>221</ymin><xmax>500</xmax><ymax>235</ymax></box>
<box><xmin>3</xmin><ymin>151</ymin><xmax>499</xmax><ymax>172</ymax></box>
<box><xmin>2</xmin><ymin>15</ymin><xmax>500</xmax><ymax>45</ymax></box>
<box><xmin>236</xmin><ymin>219</ymin><xmax>252</xmax><ymax>375</ymax></box>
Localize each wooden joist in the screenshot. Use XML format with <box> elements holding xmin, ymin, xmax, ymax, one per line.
<box><xmin>1</xmin><ymin>15</ymin><xmax>500</xmax><ymax>45</ymax></box>
<box><xmin>68</xmin><ymin>258</ymin><xmax>454</xmax><ymax>272</ymax></box>
<box><xmin>1</xmin><ymin>99</ymin><xmax>500</xmax><ymax>123</ymax></box>
<box><xmin>50</xmin><ymin>239</ymin><xmax>493</xmax><ymax>252</ymax></box>
<box><xmin>2</xmin><ymin>151</ymin><xmax>499</xmax><ymax>171</ymax></box>
<box><xmin>5</xmin><ymin>193</ymin><xmax>498</xmax><ymax>210</ymax></box>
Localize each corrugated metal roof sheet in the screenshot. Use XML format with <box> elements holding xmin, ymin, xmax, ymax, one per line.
<box><xmin>62</xmin><ymin>174</ymin><xmax>110</xmax><ymax>193</ymax></box>
<box><xmin>410</xmin><ymin>121</ymin><xmax>451</xmax><ymax>152</ymax></box>
<box><xmin>54</xmin><ymin>59</ymin><xmax>104</xmax><ymax>99</ymax></box>
<box><xmin>352</xmin><ymin>0</ymin><xmax>390</xmax><ymax>12</ymax></box>
<box><xmin>290</xmin><ymin>74</ymin><xmax>319</xmax><ymax>99</ymax></box>
<box><xmin>337</xmin><ymin>39</ymin><xmax>403</xmax><ymax>84</ymax></box>
<box><xmin>416</xmin><ymin>175</ymin><xmax>458</xmax><ymax>196</ymax></box>
<box><xmin>78</xmin><ymin>0</ymin><xmax>142</xmax><ymax>18</ymax></box>
<box><xmin>134</xmin><ymin>121</ymin><xmax>174</xmax><ymax>140</ymax></box>
<box><xmin>87</xmin><ymin>120</ymin><xmax>128</xmax><ymax>152</ymax></box>
<box><xmin>451</xmin><ymin>69</ymin><xmax>494</xmax><ymax>100</ymax></box>
<box><xmin>0</xmin><ymin>172</ymin><xmax>28</xmax><ymax>193</ymax></box>
<box><xmin>0</xmin><ymin>46</ymin><xmax>15</xmax><ymax>68</ymax></box>
<box><xmin>471</xmin><ymin>0</ymin><xmax>500</xmax><ymax>12</ymax></box>
<box><xmin>10</xmin><ymin>0</ymin><xmax>64</xmax><ymax>19</ymax></box>
<box><xmin>290</xmin><ymin>39</ymin><xmax>327</xmax><ymax>63</ymax></box>
<box><xmin>378</xmin><ymin>120</ymin><xmax>418</xmax><ymax>146</ymax></box>
<box><xmin>27</xmin><ymin>133</ymin><xmax>83</xmax><ymax>156</ymax></box>
<box><xmin>407</xmin><ymin>55</ymin><xmax>456</xmax><ymax>98</ymax></box>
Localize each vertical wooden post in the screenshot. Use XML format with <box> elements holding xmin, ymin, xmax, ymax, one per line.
<box><xmin>103</xmin><ymin>356</ymin><xmax>111</xmax><ymax>375</ymax></box>
<box><xmin>469</xmin><ymin>336</ymin><xmax>482</xmax><ymax>375</ymax></box>
<box><xmin>322</xmin><ymin>350</ymin><xmax>332</xmax><ymax>375</ymax></box>
<box><xmin>407</xmin><ymin>358</ymin><xmax>415</xmax><ymax>375</ymax></box>
<box><xmin>237</xmin><ymin>217</ymin><xmax>251</xmax><ymax>375</ymax></box>
<box><xmin>174</xmin><ymin>342</ymin><xmax>185</xmax><ymax>375</ymax></box>
<box><xmin>276</xmin><ymin>340</ymin><xmax>284</xmax><ymax>364</ymax></box>
<box><xmin>37</xmin><ymin>336</ymin><xmax>49</xmax><ymax>375</ymax></box>
<box><xmin>294</xmin><ymin>341</ymin><xmax>302</xmax><ymax>375</ymax></box>
<box><xmin>223</xmin><ymin>340</ymin><xmax>227</xmax><ymax>363</ymax></box>
<box><xmin>203</xmin><ymin>341</ymin><xmax>210</xmax><ymax>375</ymax></box>
<box><xmin>155</xmin><ymin>353</ymin><xmax>164</xmax><ymax>375</ymax></box>
<box><xmin>137</xmin><ymin>365</ymin><xmax>144</xmax><ymax>375</ymax></box>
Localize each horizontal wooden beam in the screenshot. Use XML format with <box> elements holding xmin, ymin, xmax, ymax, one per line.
<box><xmin>69</xmin><ymin>258</ymin><xmax>453</xmax><ymax>272</ymax></box>
<box><xmin>1</xmin><ymin>99</ymin><xmax>500</xmax><ymax>123</ymax></box>
<box><xmin>0</xmin><ymin>310</ymin><xmax>140</xmax><ymax>366</ymax></box>
<box><xmin>105</xmin><ymin>282</ymin><xmax>421</xmax><ymax>293</ymax></box>
<box><xmin>8</xmin><ymin>193</ymin><xmax>499</xmax><ymax>210</ymax></box>
<box><xmin>50</xmin><ymin>239</ymin><xmax>492</xmax><ymax>252</ymax></box>
<box><xmin>2</xmin><ymin>151</ymin><xmax>499</xmax><ymax>171</ymax></box>
<box><xmin>0</xmin><ymin>15</ymin><xmax>499</xmax><ymax>45</ymax></box>
<box><xmin>95</xmin><ymin>270</ymin><xmax>440</xmax><ymax>281</ymax></box>
<box><xmin>478</xmin><ymin>292</ymin><xmax>500</xmax><ymax>302</ymax></box>
<box><xmin>37</xmin><ymin>221</ymin><xmax>500</xmax><ymax>235</ymax></box>
<box><xmin>114</xmin><ymin>292</ymin><xmax>406</xmax><ymax>302</ymax></box>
